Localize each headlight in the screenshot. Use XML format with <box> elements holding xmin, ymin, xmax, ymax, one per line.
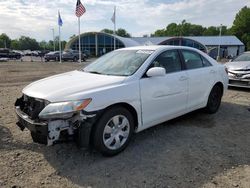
<box><xmin>39</xmin><ymin>99</ymin><xmax>92</xmax><ymax>119</ymax></box>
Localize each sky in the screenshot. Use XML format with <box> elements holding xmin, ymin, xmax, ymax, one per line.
<box><xmin>0</xmin><ymin>0</ymin><xmax>249</xmax><ymax>42</ymax></box>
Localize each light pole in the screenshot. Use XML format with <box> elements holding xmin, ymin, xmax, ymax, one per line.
<box><xmin>51</xmin><ymin>28</ymin><xmax>55</xmax><ymax>51</ymax></box>
<box><xmin>217</xmin><ymin>24</ymin><xmax>222</xmax><ymax>61</ymax></box>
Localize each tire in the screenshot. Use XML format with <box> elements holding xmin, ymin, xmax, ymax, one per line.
<box><xmin>93</xmin><ymin>107</ymin><xmax>134</xmax><ymax>156</ymax></box>
<box><xmin>55</xmin><ymin>57</ymin><xmax>59</xmax><ymax>61</ymax></box>
<box><xmin>73</xmin><ymin>57</ymin><xmax>77</xmax><ymax>62</ymax></box>
<box><xmin>205</xmin><ymin>85</ymin><xmax>223</xmax><ymax>114</ymax></box>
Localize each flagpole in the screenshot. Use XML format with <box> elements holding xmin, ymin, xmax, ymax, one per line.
<box><xmin>78</xmin><ymin>17</ymin><xmax>81</xmax><ymax>63</ymax></box>
<box><xmin>113</xmin><ymin>6</ymin><xmax>116</xmax><ymax>50</ymax></box>
<box><xmin>59</xmin><ymin>23</ymin><xmax>62</xmax><ymax>63</ymax></box>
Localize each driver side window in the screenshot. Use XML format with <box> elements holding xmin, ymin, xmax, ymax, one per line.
<box><xmin>152</xmin><ymin>50</ymin><xmax>182</xmax><ymax>74</ymax></box>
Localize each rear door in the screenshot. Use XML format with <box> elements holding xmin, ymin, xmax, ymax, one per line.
<box><xmin>180</xmin><ymin>50</ymin><xmax>216</xmax><ymax>110</ymax></box>
<box><xmin>140</xmin><ymin>50</ymin><xmax>188</xmax><ymax>128</ymax></box>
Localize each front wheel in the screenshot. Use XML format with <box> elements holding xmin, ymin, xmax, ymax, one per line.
<box><xmin>93</xmin><ymin>107</ymin><xmax>134</xmax><ymax>156</ymax></box>
<box><xmin>205</xmin><ymin>85</ymin><xmax>223</xmax><ymax>114</ymax></box>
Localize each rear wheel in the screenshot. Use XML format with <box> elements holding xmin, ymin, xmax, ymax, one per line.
<box><xmin>93</xmin><ymin>107</ymin><xmax>134</xmax><ymax>156</ymax></box>
<box><xmin>205</xmin><ymin>85</ymin><xmax>223</xmax><ymax>114</ymax></box>
<box><xmin>73</xmin><ymin>57</ymin><xmax>77</xmax><ymax>62</ymax></box>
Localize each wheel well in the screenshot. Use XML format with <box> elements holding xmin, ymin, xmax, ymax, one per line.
<box><xmin>214</xmin><ymin>82</ymin><xmax>224</xmax><ymax>94</ymax></box>
<box><xmin>88</xmin><ymin>102</ymin><xmax>139</xmax><ymax>147</ymax></box>
<box><xmin>104</xmin><ymin>103</ymin><xmax>138</xmax><ymax>131</ymax></box>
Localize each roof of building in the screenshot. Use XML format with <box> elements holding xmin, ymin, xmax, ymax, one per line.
<box><xmin>113</xmin><ymin>35</ymin><xmax>140</xmax><ymax>47</ymax></box>
<box><xmin>129</xmin><ymin>36</ymin><xmax>244</xmax><ymax>46</ymax></box>
<box><xmin>185</xmin><ymin>36</ymin><xmax>244</xmax><ymax>46</ymax></box>
<box><xmin>65</xmin><ymin>32</ymin><xmax>244</xmax><ymax>50</ymax></box>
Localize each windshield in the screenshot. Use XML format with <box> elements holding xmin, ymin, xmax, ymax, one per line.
<box><xmin>83</xmin><ymin>50</ymin><xmax>153</xmax><ymax>76</ymax></box>
<box><xmin>233</xmin><ymin>53</ymin><xmax>250</xmax><ymax>62</ymax></box>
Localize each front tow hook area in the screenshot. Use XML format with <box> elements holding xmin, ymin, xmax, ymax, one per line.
<box><xmin>16</xmin><ymin>121</ymin><xmax>25</xmax><ymax>131</ymax></box>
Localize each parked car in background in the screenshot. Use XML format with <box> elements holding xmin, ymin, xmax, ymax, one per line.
<box><xmin>44</xmin><ymin>51</ymin><xmax>60</xmax><ymax>62</ymax></box>
<box><xmin>40</xmin><ymin>50</ymin><xmax>50</xmax><ymax>57</ymax></box>
<box><xmin>225</xmin><ymin>51</ymin><xmax>250</xmax><ymax>88</ymax></box>
<box><xmin>62</xmin><ymin>49</ymin><xmax>86</xmax><ymax>62</ymax></box>
<box><xmin>0</xmin><ymin>48</ymin><xmax>22</xmax><ymax>59</ymax></box>
<box><xmin>15</xmin><ymin>46</ymin><xmax>228</xmax><ymax>156</ymax></box>
<box><xmin>13</xmin><ymin>50</ymin><xmax>24</xmax><ymax>56</ymax></box>
<box><xmin>83</xmin><ymin>49</ymin><xmax>90</xmax><ymax>58</ymax></box>
<box><xmin>23</xmin><ymin>50</ymin><xmax>32</xmax><ymax>56</ymax></box>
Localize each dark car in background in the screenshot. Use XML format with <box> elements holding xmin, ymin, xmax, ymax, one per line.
<box><xmin>44</xmin><ymin>51</ymin><xmax>60</xmax><ymax>62</ymax></box>
<box><xmin>0</xmin><ymin>48</ymin><xmax>22</xmax><ymax>59</ymax></box>
<box><xmin>62</xmin><ymin>50</ymin><xmax>86</xmax><ymax>62</ymax></box>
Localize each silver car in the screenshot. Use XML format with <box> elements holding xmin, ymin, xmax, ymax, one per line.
<box><xmin>226</xmin><ymin>52</ymin><xmax>250</xmax><ymax>88</ymax></box>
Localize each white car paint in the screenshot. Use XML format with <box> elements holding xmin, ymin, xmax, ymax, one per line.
<box><xmin>21</xmin><ymin>45</ymin><xmax>228</xmax><ymax>133</ymax></box>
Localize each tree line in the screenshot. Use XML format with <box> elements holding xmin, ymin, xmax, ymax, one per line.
<box><xmin>151</xmin><ymin>6</ymin><xmax>250</xmax><ymax>50</ymax></box>
<box><xmin>0</xmin><ymin>34</ymin><xmax>67</xmax><ymax>51</ymax></box>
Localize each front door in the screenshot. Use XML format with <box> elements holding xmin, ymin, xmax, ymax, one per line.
<box><xmin>139</xmin><ymin>50</ymin><xmax>188</xmax><ymax>129</ymax></box>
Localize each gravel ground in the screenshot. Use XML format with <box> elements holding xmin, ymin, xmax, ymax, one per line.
<box><xmin>0</xmin><ymin>61</ymin><xmax>250</xmax><ymax>188</ymax></box>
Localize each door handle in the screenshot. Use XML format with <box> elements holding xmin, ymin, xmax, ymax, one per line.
<box><xmin>210</xmin><ymin>70</ymin><xmax>216</xmax><ymax>74</ymax></box>
<box><xmin>179</xmin><ymin>76</ymin><xmax>188</xmax><ymax>81</ymax></box>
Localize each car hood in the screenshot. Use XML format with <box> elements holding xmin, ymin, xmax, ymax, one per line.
<box><xmin>226</xmin><ymin>61</ymin><xmax>250</xmax><ymax>70</ymax></box>
<box><xmin>23</xmin><ymin>70</ymin><xmax>126</xmax><ymax>102</ymax></box>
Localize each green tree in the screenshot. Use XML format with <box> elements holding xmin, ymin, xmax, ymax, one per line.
<box><xmin>179</xmin><ymin>20</ymin><xmax>191</xmax><ymax>36</ymax></box>
<box><xmin>101</xmin><ymin>28</ymin><xmax>131</xmax><ymax>37</ymax></box>
<box><xmin>203</xmin><ymin>26</ymin><xmax>219</xmax><ymax>36</ymax></box>
<box><xmin>18</xmin><ymin>36</ymin><xmax>40</xmax><ymax>50</ymax></box>
<box><xmin>0</xmin><ymin>33</ymin><xmax>11</xmax><ymax>48</ymax></box>
<box><xmin>39</xmin><ymin>40</ymin><xmax>48</xmax><ymax>50</ymax></box>
<box><xmin>165</xmin><ymin>23</ymin><xmax>179</xmax><ymax>36</ymax></box>
<box><xmin>189</xmin><ymin>24</ymin><xmax>205</xmax><ymax>36</ymax></box>
<box><xmin>231</xmin><ymin>6</ymin><xmax>250</xmax><ymax>50</ymax></box>
<box><xmin>116</xmin><ymin>28</ymin><xmax>131</xmax><ymax>37</ymax></box>
<box><xmin>101</xmin><ymin>29</ymin><xmax>114</xmax><ymax>34</ymax></box>
<box><xmin>152</xmin><ymin>29</ymin><xmax>165</xmax><ymax>36</ymax></box>
<box><xmin>10</xmin><ymin>39</ymin><xmax>20</xmax><ymax>49</ymax></box>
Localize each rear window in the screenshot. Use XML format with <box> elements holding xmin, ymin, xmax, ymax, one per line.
<box><xmin>182</xmin><ymin>50</ymin><xmax>203</xmax><ymax>70</ymax></box>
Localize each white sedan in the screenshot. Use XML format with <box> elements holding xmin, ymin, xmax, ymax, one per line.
<box><xmin>226</xmin><ymin>51</ymin><xmax>250</xmax><ymax>88</ymax></box>
<box><xmin>15</xmin><ymin>46</ymin><xmax>228</xmax><ymax>156</ymax></box>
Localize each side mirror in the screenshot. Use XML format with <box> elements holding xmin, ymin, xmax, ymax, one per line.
<box><xmin>146</xmin><ymin>67</ymin><xmax>166</xmax><ymax>77</ymax></box>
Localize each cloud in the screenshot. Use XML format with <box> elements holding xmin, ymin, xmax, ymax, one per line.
<box><xmin>0</xmin><ymin>0</ymin><xmax>249</xmax><ymax>41</ymax></box>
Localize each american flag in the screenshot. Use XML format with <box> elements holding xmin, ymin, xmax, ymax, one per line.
<box><xmin>75</xmin><ymin>0</ymin><xmax>86</xmax><ymax>17</ymax></box>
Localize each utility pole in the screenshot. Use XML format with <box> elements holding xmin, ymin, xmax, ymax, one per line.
<box><xmin>217</xmin><ymin>24</ymin><xmax>222</xmax><ymax>61</ymax></box>
<box><xmin>51</xmin><ymin>28</ymin><xmax>55</xmax><ymax>51</ymax></box>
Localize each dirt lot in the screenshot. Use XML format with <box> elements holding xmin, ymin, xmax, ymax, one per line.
<box><xmin>0</xmin><ymin>61</ymin><xmax>250</xmax><ymax>188</ymax></box>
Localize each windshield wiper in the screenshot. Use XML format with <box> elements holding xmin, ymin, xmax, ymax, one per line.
<box><xmin>86</xmin><ymin>71</ymin><xmax>102</xmax><ymax>74</ymax></box>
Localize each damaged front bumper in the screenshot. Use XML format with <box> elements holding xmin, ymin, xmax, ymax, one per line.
<box><xmin>15</xmin><ymin>105</ymin><xmax>99</xmax><ymax>147</ymax></box>
<box><xmin>16</xmin><ymin>106</ymin><xmax>48</xmax><ymax>144</ymax></box>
